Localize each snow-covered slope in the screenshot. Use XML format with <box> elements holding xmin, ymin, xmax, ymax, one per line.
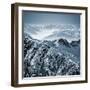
<box><xmin>23</xmin><ymin>33</ymin><xmax>80</xmax><ymax>77</ymax></box>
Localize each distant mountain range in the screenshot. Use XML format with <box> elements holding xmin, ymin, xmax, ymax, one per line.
<box><xmin>24</xmin><ymin>24</ymin><xmax>80</xmax><ymax>42</ymax></box>
<box><xmin>23</xmin><ymin>32</ymin><xmax>80</xmax><ymax>77</ymax></box>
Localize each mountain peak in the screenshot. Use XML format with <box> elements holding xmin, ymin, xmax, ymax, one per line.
<box><xmin>71</xmin><ymin>39</ymin><xmax>80</xmax><ymax>47</ymax></box>
<box><xmin>57</xmin><ymin>38</ymin><xmax>70</xmax><ymax>47</ymax></box>
<box><xmin>24</xmin><ymin>32</ymin><xmax>32</xmax><ymax>39</ymax></box>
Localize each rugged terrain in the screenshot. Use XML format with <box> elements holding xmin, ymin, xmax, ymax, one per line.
<box><xmin>23</xmin><ymin>33</ymin><xmax>80</xmax><ymax>77</ymax></box>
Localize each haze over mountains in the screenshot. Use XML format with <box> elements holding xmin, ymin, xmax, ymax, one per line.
<box><xmin>24</xmin><ymin>24</ymin><xmax>80</xmax><ymax>42</ymax></box>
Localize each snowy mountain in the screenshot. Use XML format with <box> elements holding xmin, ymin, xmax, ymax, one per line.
<box><xmin>23</xmin><ymin>33</ymin><xmax>80</xmax><ymax>77</ymax></box>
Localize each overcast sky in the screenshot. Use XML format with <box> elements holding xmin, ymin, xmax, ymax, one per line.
<box><xmin>22</xmin><ymin>11</ymin><xmax>80</xmax><ymax>28</ymax></box>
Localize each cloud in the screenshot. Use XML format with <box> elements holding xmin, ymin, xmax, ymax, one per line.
<box><xmin>24</xmin><ymin>24</ymin><xmax>80</xmax><ymax>42</ymax></box>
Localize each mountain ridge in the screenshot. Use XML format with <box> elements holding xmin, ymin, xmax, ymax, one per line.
<box><xmin>23</xmin><ymin>33</ymin><xmax>80</xmax><ymax>77</ymax></box>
